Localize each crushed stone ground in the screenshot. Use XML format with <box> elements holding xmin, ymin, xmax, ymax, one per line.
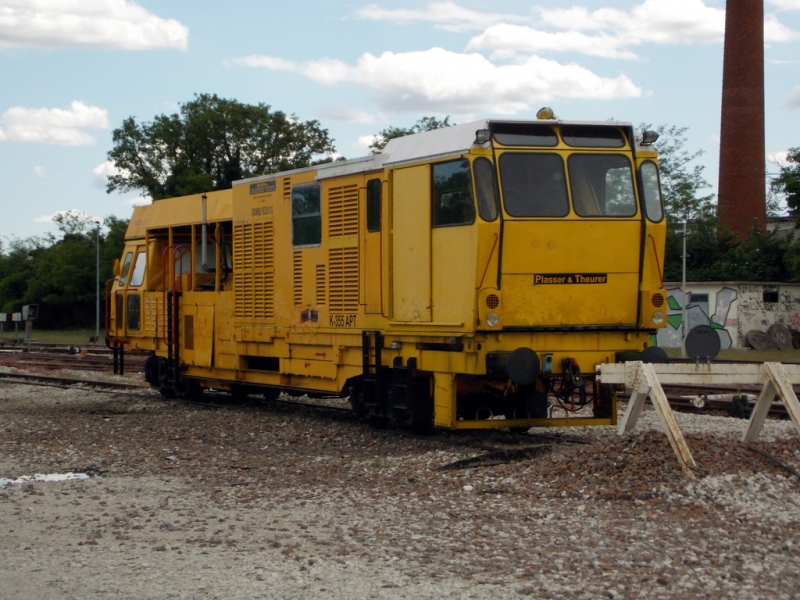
<box><xmin>1</xmin><ymin>381</ymin><xmax>799</xmax><ymax>599</ymax></box>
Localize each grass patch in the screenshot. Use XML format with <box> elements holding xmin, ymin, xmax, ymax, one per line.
<box><xmin>8</xmin><ymin>328</ymin><xmax>106</xmax><ymax>345</ymax></box>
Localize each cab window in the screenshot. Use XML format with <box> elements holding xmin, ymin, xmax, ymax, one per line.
<box><xmin>473</xmin><ymin>158</ymin><xmax>499</xmax><ymax>222</ymax></box>
<box><xmin>499</xmin><ymin>153</ymin><xmax>569</xmax><ymax>217</ymax></box>
<box><xmin>367</xmin><ymin>178</ymin><xmax>381</xmax><ymax>232</ymax></box>
<box><xmin>129</xmin><ymin>252</ymin><xmax>147</xmax><ymax>287</ymax></box>
<box><xmin>568</xmin><ymin>154</ymin><xmax>636</xmax><ymax>217</ymax></box>
<box><xmin>119</xmin><ymin>252</ymin><xmax>133</xmax><ymax>286</ymax></box>
<box><xmin>292</xmin><ymin>184</ymin><xmax>322</xmax><ymax>246</ymax></box>
<box><xmin>640</xmin><ymin>161</ymin><xmax>664</xmax><ymax>222</ymax></box>
<box><xmin>432</xmin><ymin>159</ymin><xmax>476</xmax><ymax>227</ymax></box>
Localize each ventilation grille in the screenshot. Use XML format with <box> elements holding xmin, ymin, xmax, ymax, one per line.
<box><xmin>233</xmin><ymin>222</ymin><xmax>274</xmax><ymax>319</ymax></box>
<box><xmin>328</xmin><ymin>248</ymin><xmax>359</xmax><ymax>313</ymax></box>
<box><xmin>316</xmin><ymin>264</ymin><xmax>326</xmax><ymax>305</ymax></box>
<box><xmin>143</xmin><ymin>295</ymin><xmax>164</xmax><ymax>338</ymax></box>
<box><xmin>486</xmin><ymin>294</ymin><xmax>500</xmax><ymax>309</ymax></box>
<box><xmin>652</xmin><ymin>293</ymin><xmax>665</xmax><ymax>308</ymax></box>
<box><xmin>328</xmin><ymin>184</ymin><xmax>359</xmax><ymax>237</ymax></box>
<box><xmin>293</xmin><ymin>251</ymin><xmax>303</xmax><ymax>305</ymax></box>
<box><xmin>283</xmin><ymin>177</ymin><xmax>291</xmax><ymax>202</ymax></box>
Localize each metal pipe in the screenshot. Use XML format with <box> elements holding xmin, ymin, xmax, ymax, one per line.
<box><xmin>681</xmin><ymin>220</ymin><xmax>687</xmax><ymax>359</ymax></box>
<box><xmin>201</xmin><ymin>193</ymin><xmax>214</xmax><ymax>273</ymax></box>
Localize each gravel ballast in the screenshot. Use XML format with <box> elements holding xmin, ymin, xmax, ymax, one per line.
<box><xmin>1</xmin><ymin>381</ymin><xmax>799</xmax><ymax>599</ymax></box>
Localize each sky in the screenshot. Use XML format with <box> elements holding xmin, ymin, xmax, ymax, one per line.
<box><xmin>0</xmin><ymin>0</ymin><xmax>798</xmax><ymax>241</ymax></box>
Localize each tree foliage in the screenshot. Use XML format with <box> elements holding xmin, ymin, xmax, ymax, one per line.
<box><xmin>771</xmin><ymin>147</ymin><xmax>800</xmax><ymax>217</ymax></box>
<box><xmin>644</xmin><ymin>124</ymin><xmax>715</xmax><ymax>223</ymax></box>
<box><xmin>0</xmin><ymin>215</ymin><xmax>128</xmax><ymax>330</ymax></box>
<box><xmin>107</xmin><ymin>94</ymin><xmax>336</xmax><ymax>200</ymax></box>
<box><xmin>369</xmin><ymin>116</ymin><xmax>453</xmax><ymax>151</ymax></box>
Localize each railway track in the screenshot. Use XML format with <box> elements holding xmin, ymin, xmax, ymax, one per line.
<box><xmin>0</xmin><ymin>347</ymin><xmax>792</xmax><ymax>421</ymax></box>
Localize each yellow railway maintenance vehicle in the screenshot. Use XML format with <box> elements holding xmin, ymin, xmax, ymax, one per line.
<box><xmin>109</xmin><ymin>115</ymin><xmax>668</xmax><ymax>431</ymax></box>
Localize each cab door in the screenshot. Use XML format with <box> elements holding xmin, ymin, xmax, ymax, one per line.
<box><xmin>391</xmin><ymin>165</ymin><xmax>432</xmax><ymax>322</ymax></box>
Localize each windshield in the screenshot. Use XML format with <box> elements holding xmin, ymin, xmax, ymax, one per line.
<box><xmin>498</xmin><ymin>152</ymin><xmax>637</xmax><ymax>218</ymax></box>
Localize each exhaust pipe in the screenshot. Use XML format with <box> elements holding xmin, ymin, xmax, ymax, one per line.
<box><xmin>201</xmin><ymin>194</ymin><xmax>214</xmax><ymax>273</ymax></box>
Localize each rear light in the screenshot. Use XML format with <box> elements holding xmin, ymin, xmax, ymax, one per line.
<box><xmin>486</xmin><ymin>312</ymin><xmax>500</xmax><ymax>327</ymax></box>
<box><xmin>652</xmin><ymin>311</ymin><xmax>664</xmax><ymax>326</ymax></box>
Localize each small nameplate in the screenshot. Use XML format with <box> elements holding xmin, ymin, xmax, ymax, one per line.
<box><xmin>534</xmin><ymin>273</ymin><xmax>608</xmax><ymax>285</ymax></box>
<box><xmin>250</xmin><ymin>181</ymin><xmax>276</xmax><ymax>195</ymax></box>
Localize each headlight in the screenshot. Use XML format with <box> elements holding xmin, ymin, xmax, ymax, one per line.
<box><xmin>652</xmin><ymin>311</ymin><xmax>664</xmax><ymax>326</ymax></box>
<box><xmin>486</xmin><ymin>312</ymin><xmax>500</xmax><ymax>327</ymax></box>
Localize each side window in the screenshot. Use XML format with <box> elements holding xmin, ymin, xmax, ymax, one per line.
<box><xmin>432</xmin><ymin>159</ymin><xmax>476</xmax><ymax>227</ymax></box>
<box><xmin>366</xmin><ymin>178</ymin><xmax>381</xmax><ymax>232</ymax></box>
<box><xmin>473</xmin><ymin>158</ymin><xmax>499</xmax><ymax>222</ymax></box>
<box><xmin>292</xmin><ymin>184</ymin><xmax>322</xmax><ymax>246</ymax></box>
<box><xmin>129</xmin><ymin>252</ymin><xmax>147</xmax><ymax>287</ymax></box>
<box><xmin>640</xmin><ymin>161</ymin><xmax>664</xmax><ymax>222</ymax></box>
<box><xmin>568</xmin><ymin>154</ymin><xmax>636</xmax><ymax>217</ymax></box>
<box><xmin>126</xmin><ymin>294</ymin><xmax>141</xmax><ymax>330</ymax></box>
<box><xmin>119</xmin><ymin>252</ymin><xmax>133</xmax><ymax>286</ymax></box>
<box><xmin>499</xmin><ymin>153</ymin><xmax>569</xmax><ymax>217</ymax></box>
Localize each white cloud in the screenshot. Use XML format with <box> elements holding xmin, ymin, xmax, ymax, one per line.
<box><xmin>356</xmin><ymin>135</ymin><xmax>378</xmax><ymax>150</ymax></box>
<box><xmin>769</xmin><ymin>150</ymin><xmax>791</xmax><ymax>166</ymax></box>
<box><xmin>32</xmin><ymin>166</ymin><xmax>45</xmax><ymax>178</ymax></box>
<box><xmin>768</xmin><ymin>0</ymin><xmax>800</xmax><ymax>10</ymax></box>
<box><xmin>33</xmin><ymin>209</ymin><xmax>97</xmax><ymax>224</ymax></box>
<box><xmin>764</xmin><ymin>14</ymin><xmax>798</xmax><ymax>41</ymax></box>
<box><xmin>0</xmin><ymin>101</ymin><xmax>109</xmax><ymax>146</ymax></box>
<box><xmin>92</xmin><ymin>160</ymin><xmax>120</xmax><ymax>187</ymax></box>
<box><xmin>124</xmin><ymin>195</ymin><xmax>152</xmax><ymax>206</ymax></box>
<box><xmin>470</xmin><ymin>0</ymin><xmax>732</xmax><ymax>60</ymax></box>
<box><xmin>467</xmin><ymin>24</ymin><xmax>638</xmax><ymax>60</ymax></box>
<box><xmin>784</xmin><ymin>86</ymin><xmax>800</xmax><ymax>108</ymax></box>
<box><xmin>318</xmin><ymin>106</ymin><xmax>376</xmax><ymax>124</ymax></box>
<box><xmin>231</xmin><ymin>55</ymin><xmax>296</xmax><ymax>70</ymax></box>
<box><xmin>353</xmin><ymin>2</ymin><xmax>527</xmax><ymax>32</ymax></box>
<box><xmin>0</xmin><ymin>0</ymin><xmax>188</xmax><ymax>50</ymax></box>
<box><xmin>361</xmin><ymin>1</ymin><xmax>796</xmax><ymax>61</ymax></box>
<box><xmin>235</xmin><ymin>48</ymin><xmax>641</xmax><ymax>114</ymax></box>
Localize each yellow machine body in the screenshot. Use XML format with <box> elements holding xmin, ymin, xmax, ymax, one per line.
<box><xmin>110</xmin><ymin>118</ymin><xmax>667</xmax><ymax>430</ymax></box>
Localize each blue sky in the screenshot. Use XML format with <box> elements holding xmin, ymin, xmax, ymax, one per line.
<box><xmin>0</xmin><ymin>0</ymin><xmax>798</xmax><ymax>241</ymax></box>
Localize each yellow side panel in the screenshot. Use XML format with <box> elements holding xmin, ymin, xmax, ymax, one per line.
<box><xmin>503</xmin><ymin>273</ymin><xmax>639</xmax><ymax>326</ymax></box>
<box><xmin>501</xmin><ymin>220</ymin><xmax>641</xmax><ymax>326</ymax></box>
<box><xmin>392</xmin><ymin>165</ymin><xmax>431</xmax><ymax>322</ymax></box>
<box><xmin>283</xmin><ymin>358</ymin><xmax>337</xmax><ymax>380</ymax></box>
<box><xmin>433</xmin><ymin>372</ymin><xmax>456</xmax><ymax>428</ymax></box>
<box><xmin>432</xmin><ymin>225</ymin><xmax>477</xmax><ymax>324</ymax></box>
<box><xmin>181</xmin><ymin>304</ymin><xmax>214</xmax><ymax>367</ymax></box>
<box><xmin>502</xmin><ymin>220</ymin><xmax>640</xmax><ymax>273</ymax></box>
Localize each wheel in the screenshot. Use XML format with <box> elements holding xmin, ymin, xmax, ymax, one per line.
<box><xmin>263</xmin><ymin>387</ymin><xmax>282</xmax><ymax>402</ymax></box>
<box><xmin>348</xmin><ymin>382</ymin><xmax>367</xmax><ymax>418</ymax></box>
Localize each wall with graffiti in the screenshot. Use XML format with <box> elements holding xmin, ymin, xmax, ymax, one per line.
<box><xmin>654</xmin><ymin>282</ymin><xmax>800</xmax><ymax>349</ymax></box>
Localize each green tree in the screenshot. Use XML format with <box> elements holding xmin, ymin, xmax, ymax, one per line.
<box><xmin>642</xmin><ymin>124</ymin><xmax>715</xmax><ymax>223</ymax></box>
<box><xmin>107</xmin><ymin>94</ymin><xmax>336</xmax><ymax>200</ymax></box>
<box><xmin>771</xmin><ymin>147</ymin><xmax>800</xmax><ymax>217</ymax></box>
<box><xmin>0</xmin><ymin>214</ymin><xmax>130</xmax><ymax>329</ymax></box>
<box><xmin>369</xmin><ymin>115</ymin><xmax>453</xmax><ymax>151</ymax></box>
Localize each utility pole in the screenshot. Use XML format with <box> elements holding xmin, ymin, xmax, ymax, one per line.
<box><xmin>679</xmin><ymin>221</ymin><xmax>691</xmax><ymax>358</ymax></box>
<box><xmin>95</xmin><ymin>221</ymin><xmax>101</xmax><ymax>346</ymax></box>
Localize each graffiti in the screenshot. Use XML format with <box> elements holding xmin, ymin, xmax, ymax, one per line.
<box><xmin>656</xmin><ymin>283</ymin><xmax>799</xmax><ymax>349</ymax></box>
<box><xmin>657</xmin><ymin>287</ymin><xmax>736</xmax><ymax>349</ymax></box>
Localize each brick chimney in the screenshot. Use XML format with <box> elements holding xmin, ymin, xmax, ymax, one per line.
<box><xmin>717</xmin><ymin>0</ymin><xmax>766</xmax><ymax>236</ymax></box>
